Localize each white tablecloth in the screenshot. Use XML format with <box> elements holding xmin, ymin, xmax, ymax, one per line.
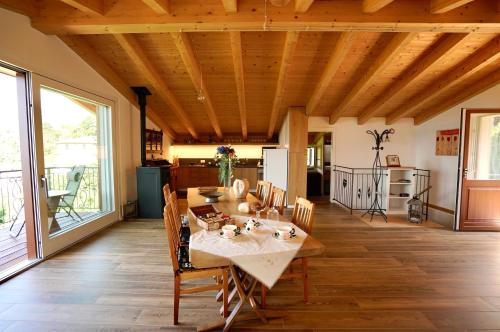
<box><xmin>189</xmin><ymin>215</ymin><xmax>306</xmax><ymax>288</ymax></box>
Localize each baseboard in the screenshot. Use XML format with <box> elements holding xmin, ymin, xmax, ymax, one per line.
<box><xmin>426</xmin><ymin>203</ymin><xmax>454</xmax><ymax>215</ymax></box>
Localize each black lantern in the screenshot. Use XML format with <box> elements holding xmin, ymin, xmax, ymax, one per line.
<box><xmin>407</xmin><ymin>195</ymin><xmax>423</xmax><ymax>224</ymax></box>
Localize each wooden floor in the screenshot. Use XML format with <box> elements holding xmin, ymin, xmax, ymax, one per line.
<box><xmin>0</xmin><ymin>212</ymin><xmax>98</xmax><ymax>272</ymax></box>
<box><xmin>1</xmin><ymin>199</ymin><xmax>500</xmax><ymax>331</ymax></box>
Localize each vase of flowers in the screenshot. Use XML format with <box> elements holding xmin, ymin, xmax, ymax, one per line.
<box><xmin>215</xmin><ymin>145</ymin><xmax>237</xmax><ymax>191</ymax></box>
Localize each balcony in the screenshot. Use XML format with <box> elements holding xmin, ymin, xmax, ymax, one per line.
<box><xmin>0</xmin><ymin>166</ymin><xmax>99</xmax><ymax>271</ymax></box>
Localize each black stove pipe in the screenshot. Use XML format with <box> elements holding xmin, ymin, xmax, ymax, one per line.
<box><xmin>132</xmin><ymin>87</ymin><xmax>152</xmax><ymax>167</ymax></box>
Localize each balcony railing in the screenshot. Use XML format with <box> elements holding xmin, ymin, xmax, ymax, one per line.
<box><xmin>0</xmin><ymin>166</ymin><xmax>99</xmax><ymax>226</ymax></box>
<box><xmin>332</xmin><ymin>165</ymin><xmax>431</xmax><ymax>220</ymax></box>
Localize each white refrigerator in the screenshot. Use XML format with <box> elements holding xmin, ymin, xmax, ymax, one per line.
<box><xmin>263</xmin><ymin>148</ymin><xmax>288</xmax><ymax>204</ymax></box>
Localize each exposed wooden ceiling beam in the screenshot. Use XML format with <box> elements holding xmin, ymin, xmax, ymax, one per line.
<box><xmin>113</xmin><ymin>34</ymin><xmax>199</xmax><ymax>139</ymax></box>
<box><xmin>362</xmin><ymin>0</ymin><xmax>396</xmax><ymax>13</ymax></box>
<box><xmin>221</xmin><ymin>0</ymin><xmax>237</xmax><ymax>13</ymax></box>
<box><xmin>30</xmin><ymin>0</ymin><xmax>500</xmax><ymax>34</ymax></box>
<box><xmin>329</xmin><ymin>32</ymin><xmax>416</xmax><ymax>124</ymax></box>
<box><xmin>0</xmin><ymin>0</ymin><xmax>38</xmax><ymax>16</ymax></box>
<box><xmin>229</xmin><ymin>31</ymin><xmax>248</xmax><ymax>140</ymax></box>
<box><xmin>58</xmin><ymin>0</ymin><xmax>104</xmax><ymax>16</ymax></box>
<box><xmin>306</xmin><ymin>32</ymin><xmax>355</xmax><ymax>115</ymax></box>
<box><xmin>386</xmin><ymin>35</ymin><xmax>500</xmax><ymax>124</ymax></box>
<box><xmin>142</xmin><ymin>0</ymin><xmax>169</xmax><ymax>15</ymax></box>
<box><xmin>170</xmin><ymin>32</ymin><xmax>223</xmax><ymax>139</ymax></box>
<box><xmin>59</xmin><ymin>35</ymin><xmax>175</xmax><ymax>139</ymax></box>
<box><xmin>295</xmin><ymin>0</ymin><xmax>314</xmax><ymax>12</ymax></box>
<box><xmin>357</xmin><ymin>33</ymin><xmax>470</xmax><ymax>124</ymax></box>
<box><xmin>430</xmin><ymin>0</ymin><xmax>475</xmax><ymax>14</ymax></box>
<box><xmin>414</xmin><ymin>68</ymin><xmax>500</xmax><ymax>125</ymax></box>
<box><xmin>267</xmin><ymin>31</ymin><xmax>300</xmax><ymax>139</ymax></box>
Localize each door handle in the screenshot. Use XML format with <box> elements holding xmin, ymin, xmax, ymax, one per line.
<box><xmin>40</xmin><ymin>175</ymin><xmax>49</xmax><ymax>198</ymax></box>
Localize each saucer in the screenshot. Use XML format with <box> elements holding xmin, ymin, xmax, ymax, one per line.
<box><xmin>218</xmin><ymin>232</ymin><xmax>241</xmax><ymax>240</ymax></box>
<box><xmin>272</xmin><ymin>233</ymin><xmax>296</xmax><ymax>241</ymax></box>
<box><xmin>243</xmin><ymin>221</ymin><xmax>262</xmax><ymax>229</ymax></box>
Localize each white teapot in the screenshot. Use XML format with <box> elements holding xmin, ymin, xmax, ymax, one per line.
<box><xmin>232</xmin><ymin>178</ymin><xmax>250</xmax><ymax>199</ymax></box>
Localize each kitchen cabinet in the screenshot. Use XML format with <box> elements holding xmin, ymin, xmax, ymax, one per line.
<box><xmin>177</xmin><ymin>166</ymin><xmax>258</xmax><ymax>190</ymax></box>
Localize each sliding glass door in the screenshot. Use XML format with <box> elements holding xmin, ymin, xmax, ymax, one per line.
<box><xmin>0</xmin><ymin>64</ymin><xmax>38</xmax><ymax>278</ymax></box>
<box><xmin>32</xmin><ymin>75</ymin><xmax>118</xmax><ymax>256</ymax></box>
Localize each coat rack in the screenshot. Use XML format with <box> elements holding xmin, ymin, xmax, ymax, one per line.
<box><xmin>362</xmin><ymin>128</ymin><xmax>395</xmax><ymax>222</ymax></box>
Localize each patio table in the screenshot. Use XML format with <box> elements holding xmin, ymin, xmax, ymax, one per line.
<box><xmin>187</xmin><ymin>187</ymin><xmax>325</xmax><ymax>331</ymax></box>
<box><xmin>47</xmin><ymin>189</ymin><xmax>71</xmax><ymax>233</ymax></box>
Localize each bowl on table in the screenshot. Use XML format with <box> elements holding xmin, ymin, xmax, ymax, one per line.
<box><xmin>200</xmin><ymin>191</ymin><xmax>224</xmax><ymax>203</ymax></box>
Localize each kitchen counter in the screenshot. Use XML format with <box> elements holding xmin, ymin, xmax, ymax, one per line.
<box><xmin>180</xmin><ymin>164</ymin><xmax>259</xmax><ymax>168</ymax></box>
<box><xmin>177</xmin><ymin>164</ymin><xmax>259</xmax><ymax>190</ymax></box>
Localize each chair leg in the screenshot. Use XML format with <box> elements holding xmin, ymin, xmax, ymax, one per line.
<box><xmin>302</xmin><ymin>258</ymin><xmax>309</xmax><ymax>303</ymax></box>
<box><xmin>222</xmin><ymin>269</ymin><xmax>229</xmax><ymax>318</ymax></box>
<box><xmin>261</xmin><ymin>283</ymin><xmax>267</xmax><ymax>308</ymax></box>
<box><xmin>174</xmin><ymin>275</ymin><xmax>180</xmax><ymax>325</ymax></box>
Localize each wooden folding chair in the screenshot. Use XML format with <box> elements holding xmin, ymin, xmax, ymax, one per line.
<box><xmin>261</xmin><ymin>196</ymin><xmax>315</xmax><ymax>307</ymax></box>
<box><xmin>255</xmin><ymin>180</ymin><xmax>272</xmax><ymax>205</ymax></box>
<box><xmin>268</xmin><ymin>187</ymin><xmax>286</xmax><ymax>215</ymax></box>
<box><xmin>163</xmin><ymin>203</ymin><xmax>229</xmax><ymax>324</ymax></box>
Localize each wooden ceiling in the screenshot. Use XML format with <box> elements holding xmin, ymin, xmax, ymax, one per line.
<box><xmin>1</xmin><ymin>0</ymin><xmax>499</xmax><ymax>142</ymax></box>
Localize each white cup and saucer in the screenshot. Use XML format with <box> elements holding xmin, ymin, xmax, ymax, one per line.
<box><xmin>219</xmin><ymin>224</ymin><xmax>241</xmax><ymax>239</ymax></box>
<box><xmin>244</xmin><ymin>218</ymin><xmax>261</xmax><ymax>232</ymax></box>
<box><xmin>273</xmin><ymin>226</ymin><xmax>296</xmax><ymax>240</ymax></box>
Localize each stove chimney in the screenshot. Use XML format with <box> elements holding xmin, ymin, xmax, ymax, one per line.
<box><xmin>132</xmin><ymin>87</ymin><xmax>151</xmax><ymax>167</ymax></box>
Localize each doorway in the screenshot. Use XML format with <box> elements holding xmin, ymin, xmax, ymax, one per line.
<box><xmin>306</xmin><ymin>132</ymin><xmax>331</xmax><ymax>199</ymax></box>
<box><xmin>458</xmin><ymin>109</ymin><xmax>500</xmax><ymax>231</ymax></box>
<box><xmin>0</xmin><ymin>64</ymin><xmax>39</xmax><ymax>278</ymax></box>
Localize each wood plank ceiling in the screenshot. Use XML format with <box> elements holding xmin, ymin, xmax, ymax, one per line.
<box><xmin>1</xmin><ymin>0</ymin><xmax>499</xmax><ymax>142</ymax></box>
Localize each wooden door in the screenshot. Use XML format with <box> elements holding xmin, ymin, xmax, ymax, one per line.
<box><xmin>459</xmin><ymin>109</ymin><xmax>500</xmax><ymax>231</ymax></box>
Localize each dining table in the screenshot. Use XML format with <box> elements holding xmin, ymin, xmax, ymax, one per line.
<box><xmin>186</xmin><ymin>187</ymin><xmax>325</xmax><ymax>331</ymax></box>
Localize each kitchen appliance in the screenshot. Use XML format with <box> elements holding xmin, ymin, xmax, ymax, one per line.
<box><xmin>263</xmin><ymin>148</ymin><xmax>288</xmax><ymax>205</ymax></box>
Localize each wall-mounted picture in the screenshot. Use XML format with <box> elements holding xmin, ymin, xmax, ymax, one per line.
<box><xmin>436</xmin><ymin>129</ymin><xmax>459</xmax><ymax>156</ymax></box>
<box><xmin>386</xmin><ymin>155</ymin><xmax>401</xmax><ymax>167</ymax></box>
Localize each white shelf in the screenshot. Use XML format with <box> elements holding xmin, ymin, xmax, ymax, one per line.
<box><xmin>386</xmin><ymin>168</ymin><xmax>415</xmax><ymax>216</ymax></box>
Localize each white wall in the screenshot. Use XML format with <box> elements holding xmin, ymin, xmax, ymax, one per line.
<box><xmin>415</xmin><ymin>83</ymin><xmax>500</xmax><ymax>227</ymax></box>
<box><xmin>0</xmin><ymin>8</ymin><xmax>152</xmax><ymax>208</ymax></box>
<box><xmin>309</xmin><ymin>117</ymin><xmax>416</xmax><ymax>168</ymax></box>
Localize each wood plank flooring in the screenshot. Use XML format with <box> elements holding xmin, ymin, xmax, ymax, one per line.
<box><xmin>1</xmin><ymin>199</ymin><xmax>500</xmax><ymax>331</ymax></box>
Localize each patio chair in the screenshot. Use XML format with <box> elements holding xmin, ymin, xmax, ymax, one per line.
<box><xmin>57</xmin><ymin>165</ymin><xmax>86</xmax><ymax>221</ymax></box>
<box><xmin>9</xmin><ymin>203</ymin><xmax>25</xmax><ymax>238</ymax></box>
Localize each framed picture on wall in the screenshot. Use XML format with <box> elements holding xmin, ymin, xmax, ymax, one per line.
<box><xmin>386</xmin><ymin>155</ymin><xmax>401</xmax><ymax>167</ymax></box>
<box><xmin>436</xmin><ymin>129</ymin><xmax>459</xmax><ymax>156</ymax></box>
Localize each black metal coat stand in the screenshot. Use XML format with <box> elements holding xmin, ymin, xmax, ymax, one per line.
<box><xmin>362</xmin><ymin>128</ymin><xmax>395</xmax><ymax>222</ymax></box>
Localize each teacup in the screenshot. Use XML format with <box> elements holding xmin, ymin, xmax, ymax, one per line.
<box><xmin>221</xmin><ymin>224</ymin><xmax>241</xmax><ymax>238</ymax></box>
<box><xmin>274</xmin><ymin>226</ymin><xmax>295</xmax><ymax>240</ymax></box>
<box><xmin>245</xmin><ymin>218</ymin><xmax>257</xmax><ymax>232</ymax></box>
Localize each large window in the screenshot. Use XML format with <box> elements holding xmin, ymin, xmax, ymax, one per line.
<box><xmin>39</xmin><ymin>86</ymin><xmax>115</xmax><ymax>237</ymax></box>
<box><xmin>467</xmin><ymin>114</ymin><xmax>500</xmax><ymax>180</ymax></box>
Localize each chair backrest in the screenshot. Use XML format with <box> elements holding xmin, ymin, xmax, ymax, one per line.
<box><xmin>256</xmin><ymin>180</ymin><xmax>272</xmax><ymax>205</ymax></box>
<box><xmin>64</xmin><ymin>165</ymin><xmax>86</xmax><ymax>204</ymax></box>
<box><xmin>163</xmin><ymin>183</ymin><xmax>171</xmax><ymax>202</ymax></box>
<box><xmin>163</xmin><ymin>204</ymin><xmax>180</xmax><ymax>273</ymax></box>
<box><xmin>269</xmin><ymin>187</ymin><xmax>286</xmax><ymax>215</ymax></box>
<box><xmin>291</xmin><ymin>197</ymin><xmax>315</xmax><ymax>234</ymax></box>
<box><xmin>169</xmin><ymin>191</ymin><xmax>182</xmax><ymax>235</ymax></box>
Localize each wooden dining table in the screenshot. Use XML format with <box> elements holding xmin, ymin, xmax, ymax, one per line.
<box><xmin>187</xmin><ymin>187</ymin><xmax>325</xmax><ymax>331</ymax></box>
